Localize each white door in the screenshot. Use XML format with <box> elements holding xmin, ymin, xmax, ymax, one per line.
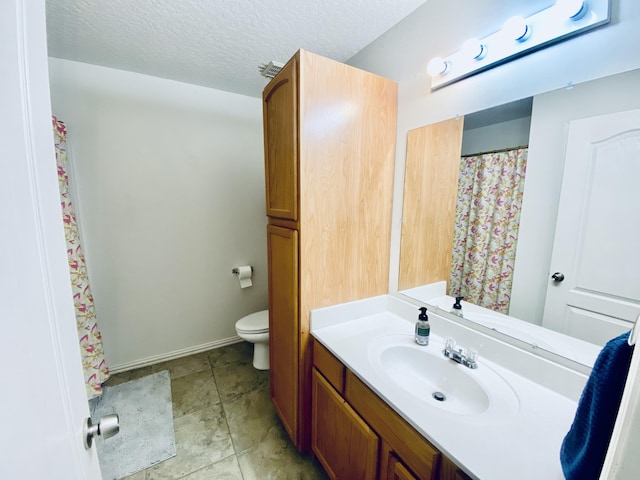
<box><xmin>0</xmin><ymin>1</ymin><xmax>103</xmax><ymax>479</ymax></box>
<box><xmin>542</xmin><ymin>109</ymin><xmax>640</xmax><ymax>345</ymax></box>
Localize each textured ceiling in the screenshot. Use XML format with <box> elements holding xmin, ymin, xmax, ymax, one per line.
<box><xmin>46</xmin><ymin>0</ymin><xmax>428</xmax><ymax>98</ymax></box>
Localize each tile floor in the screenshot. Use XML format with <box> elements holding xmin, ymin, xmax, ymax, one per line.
<box><xmin>103</xmin><ymin>342</ymin><xmax>327</xmax><ymax>480</ymax></box>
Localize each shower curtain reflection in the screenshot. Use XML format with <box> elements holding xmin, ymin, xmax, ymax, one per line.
<box><xmin>448</xmin><ymin>147</ymin><xmax>528</xmax><ymax>314</ymax></box>
<box><xmin>53</xmin><ymin>117</ymin><xmax>109</xmax><ymax>398</ymax></box>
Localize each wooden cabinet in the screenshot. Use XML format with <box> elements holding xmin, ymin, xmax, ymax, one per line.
<box><xmin>263</xmin><ymin>59</ymin><xmax>298</xmax><ymax>221</ymax></box>
<box><xmin>312</xmin><ymin>340</ymin><xmax>473</xmax><ymax>480</ymax></box>
<box><xmin>439</xmin><ymin>457</ymin><xmax>473</xmax><ymax>480</ymax></box>
<box><xmin>266</xmin><ymin>224</ymin><xmax>298</xmax><ymax>440</ymax></box>
<box><xmin>263</xmin><ymin>49</ymin><xmax>397</xmax><ymax>451</ymax></box>
<box><xmin>312</xmin><ymin>370</ymin><xmax>379</xmax><ymax>479</ymax></box>
<box><xmin>386</xmin><ymin>453</ymin><xmax>419</xmax><ymax>480</ymax></box>
<box><xmin>345</xmin><ymin>370</ymin><xmax>441</xmax><ymax>480</ymax></box>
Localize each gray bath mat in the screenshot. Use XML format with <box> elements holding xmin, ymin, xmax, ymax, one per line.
<box><xmin>91</xmin><ymin>370</ymin><xmax>176</xmax><ymax>479</ymax></box>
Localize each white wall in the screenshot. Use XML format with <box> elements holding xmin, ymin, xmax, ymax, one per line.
<box><xmin>347</xmin><ymin>0</ymin><xmax>640</xmax><ymax>294</ymax></box>
<box><xmin>461</xmin><ymin>116</ymin><xmax>531</xmax><ymax>156</ymax></box>
<box><xmin>510</xmin><ymin>68</ymin><xmax>640</xmax><ymax>324</ymax></box>
<box><xmin>48</xmin><ymin>59</ymin><xmax>267</xmax><ymax>369</ymax></box>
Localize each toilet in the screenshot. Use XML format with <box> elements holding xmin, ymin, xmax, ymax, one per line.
<box><xmin>235</xmin><ymin>310</ymin><xmax>269</xmax><ymax>370</ymax></box>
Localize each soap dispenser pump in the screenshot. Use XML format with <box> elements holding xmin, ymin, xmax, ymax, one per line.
<box><xmin>451</xmin><ymin>296</ymin><xmax>464</xmax><ymax>317</ymax></box>
<box><xmin>415</xmin><ymin>307</ymin><xmax>430</xmax><ymax>346</ymax></box>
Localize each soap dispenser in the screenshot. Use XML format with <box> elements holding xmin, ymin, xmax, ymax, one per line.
<box><xmin>451</xmin><ymin>296</ymin><xmax>464</xmax><ymax>317</ymax></box>
<box><xmin>415</xmin><ymin>307</ymin><xmax>430</xmax><ymax>346</ymax></box>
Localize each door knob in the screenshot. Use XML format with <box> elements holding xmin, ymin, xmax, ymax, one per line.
<box><xmin>551</xmin><ymin>272</ymin><xmax>565</xmax><ymax>282</ymax></box>
<box><xmin>83</xmin><ymin>414</ymin><xmax>119</xmax><ymax>449</ymax></box>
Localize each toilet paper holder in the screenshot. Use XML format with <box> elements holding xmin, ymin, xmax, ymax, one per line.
<box><xmin>232</xmin><ymin>266</ymin><xmax>254</xmax><ymax>275</ymax></box>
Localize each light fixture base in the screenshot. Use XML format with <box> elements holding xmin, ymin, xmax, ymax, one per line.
<box><xmin>428</xmin><ymin>0</ymin><xmax>609</xmax><ymax>90</ymax></box>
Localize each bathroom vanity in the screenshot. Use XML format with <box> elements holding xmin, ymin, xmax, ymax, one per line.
<box><xmin>312</xmin><ymin>340</ymin><xmax>468</xmax><ymax>480</ymax></box>
<box><xmin>310</xmin><ymin>295</ymin><xmax>588</xmax><ymax>480</ymax></box>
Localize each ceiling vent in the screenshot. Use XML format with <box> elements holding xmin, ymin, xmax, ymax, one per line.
<box><xmin>259</xmin><ymin>61</ymin><xmax>284</xmax><ymax>79</ymax></box>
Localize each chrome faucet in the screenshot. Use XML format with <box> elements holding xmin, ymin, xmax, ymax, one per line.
<box><xmin>443</xmin><ymin>338</ymin><xmax>478</xmax><ymax>369</ymax></box>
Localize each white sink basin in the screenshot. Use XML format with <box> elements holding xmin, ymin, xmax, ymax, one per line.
<box><xmin>368</xmin><ymin>334</ymin><xmax>519</xmax><ymax>418</ymax></box>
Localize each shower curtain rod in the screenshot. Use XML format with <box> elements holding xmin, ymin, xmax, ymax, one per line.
<box><xmin>462</xmin><ymin>144</ymin><xmax>528</xmax><ymax>158</ymax></box>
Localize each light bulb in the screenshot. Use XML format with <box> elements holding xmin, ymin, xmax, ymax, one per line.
<box><xmin>554</xmin><ymin>0</ymin><xmax>587</xmax><ymax>20</ymax></box>
<box><xmin>503</xmin><ymin>16</ymin><xmax>531</xmax><ymax>42</ymax></box>
<box><xmin>461</xmin><ymin>38</ymin><xmax>487</xmax><ymax>60</ymax></box>
<box><xmin>427</xmin><ymin>57</ymin><xmax>450</xmax><ymax>76</ymax></box>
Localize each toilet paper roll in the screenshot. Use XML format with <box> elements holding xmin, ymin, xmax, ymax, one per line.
<box><xmin>236</xmin><ymin>265</ymin><xmax>253</xmax><ymax>289</ymax></box>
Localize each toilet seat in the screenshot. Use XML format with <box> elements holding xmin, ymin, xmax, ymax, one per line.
<box><xmin>235</xmin><ymin>310</ymin><xmax>269</xmax><ymax>334</ymax></box>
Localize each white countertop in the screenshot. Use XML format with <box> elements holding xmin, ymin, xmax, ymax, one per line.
<box><xmin>401</xmin><ymin>282</ymin><xmax>600</xmax><ymax>368</ymax></box>
<box><xmin>311</xmin><ymin>295</ymin><xmax>586</xmax><ymax>480</ymax></box>
<box><xmin>423</xmin><ymin>293</ymin><xmax>600</xmax><ymax>368</ymax></box>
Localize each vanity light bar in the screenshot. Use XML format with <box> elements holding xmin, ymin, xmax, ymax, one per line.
<box><xmin>428</xmin><ymin>0</ymin><xmax>611</xmax><ymax>90</ymax></box>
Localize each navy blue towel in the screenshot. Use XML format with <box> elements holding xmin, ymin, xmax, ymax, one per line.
<box><xmin>560</xmin><ymin>330</ymin><xmax>634</xmax><ymax>480</ymax></box>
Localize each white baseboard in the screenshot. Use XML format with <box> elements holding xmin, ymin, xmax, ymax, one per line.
<box><xmin>108</xmin><ymin>336</ymin><xmax>244</xmax><ymax>374</ymax></box>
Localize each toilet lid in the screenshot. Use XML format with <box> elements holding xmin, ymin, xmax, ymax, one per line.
<box><xmin>236</xmin><ymin>310</ymin><xmax>269</xmax><ymax>333</ymax></box>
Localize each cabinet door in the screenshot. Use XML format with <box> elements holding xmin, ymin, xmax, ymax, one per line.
<box><xmin>263</xmin><ymin>58</ymin><xmax>298</xmax><ymax>220</ymax></box>
<box><xmin>345</xmin><ymin>371</ymin><xmax>441</xmax><ymax>480</ymax></box>
<box><xmin>387</xmin><ymin>454</ymin><xmax>419</xmax><ymax>480</ymax></box>
<box><xmin>439</xmin><ymin>457</ymin><xmax>472</xmax><ymax>480</ymax></box>
<box><xmin>267</xmin><ymin>224</ymin><xmax>299</xmax><ymax>443</ymax></box>
<box><xmin>312</xmin><ymin>369</ymin><xmax>379</xmax><ymax>480</ymax></box>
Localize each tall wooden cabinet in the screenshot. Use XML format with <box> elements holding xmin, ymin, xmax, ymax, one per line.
<box><xmin>262</xmin><ymin>49</ymin><xmax>397</xmax><ymax>451</ymax></box>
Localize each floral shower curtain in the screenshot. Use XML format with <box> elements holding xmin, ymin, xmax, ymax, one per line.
<box><xmin>53</xmin><ymin>117</ymin><xmax>109</xmax><ymax>398</ymax></box>
<box><xmin>448</xmin><ymin>147</ymin><xmax>528</xmax><ymax>314</ymax></box>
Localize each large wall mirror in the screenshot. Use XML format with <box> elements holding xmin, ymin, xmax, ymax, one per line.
<box><xmin>398</xmin><ymin>67</ymin><xmax>640</xmax><ymax>367</ymax></box>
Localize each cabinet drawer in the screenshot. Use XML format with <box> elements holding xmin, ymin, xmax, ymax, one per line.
<box><xmin>345</xmin><ymin>370</ymin><xmax>440</xmax><ymax>480</ymax></box>
<box><xmin>313</xmin><ymin>340</ymin><xmax>345</xmax><ymax>393</ymax></box>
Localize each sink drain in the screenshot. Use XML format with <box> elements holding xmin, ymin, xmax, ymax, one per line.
<box><xmin>432</xmin><ymin>391</ymin><xmax>446</xmax><ymax>402</ymax></box>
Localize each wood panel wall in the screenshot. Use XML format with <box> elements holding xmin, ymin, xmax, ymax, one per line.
<box><xmin>298</xmin><ymin>50</ymin><xmax>397</xmax><ymax>309</ymax></box>
<box><xmin>398</xmin><ymin>117</ymin><xmax>464</xmax><ymax>291</ymax></box>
